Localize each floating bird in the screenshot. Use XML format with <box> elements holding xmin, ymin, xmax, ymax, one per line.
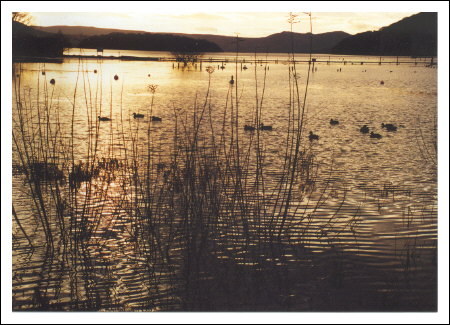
<box><xmin>151</xmin><ymin>116</ymin><xmax>162</xmax><ymax>122</ymax></box>
<box><xmin>381</xmin><ymin>123</ymin><xmax>397</xmax><ymax>131</ymax></box>
<box><xmin>98</xmin><ymin>116</ymin><xmax>111</xmax><ymax>121</ymax></box>
<box><xmin>360</xmin><ymin>125</ymin><xmax>370</xmax><ymax>134</ymax></box>
<box><xmin>114</xmin><ymin>75</ymin><xmax>119</xmax><ymax>80</ymax></box>
<box><xmin>229</xmin><ymin>75</ymin><xmax>234</xmax><ymax>85</ymax></box>
<box><xmin>244</xmin><ymin>125</ymin><xmax>256</xmax><ymax>131</ymax></box>
<box><xmin>330</xmin><ymin>119</ymin><xmax>339</xmax><ymax>125</ymax></box>
<box><xmin>370</xmin><ymin>131</ymin><xmax>382</xmax><ymax>139</ymax></box>
<box><xmin>243</xmin><ymin>65</ymin><xmax>248</xmax><ymax>70</ymax></box>
<box><xmin>260</xmin><ymin>123</ymin><xmax>273</xmax><ymax>131</ymax></box>
<box><xmin>309</xmin><ymin>131</ymin><xmax>319</xmax><ymax>141</ymax></box>
<box><xmin>133</xmin><ymin>113</ymin><xmax>145</xmax><ymax>118</ymax></box>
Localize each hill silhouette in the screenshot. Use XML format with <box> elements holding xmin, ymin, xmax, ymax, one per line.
<box><xmin>182</xmin><ymin>31</ymin><xmax>350</xmax><ymax>53</ymax></box>
<box><xmin>13</xmin><ymin>21</ymin><xmax>69</xmax><ymax>58</ymax></box>
<box><xmin>35</xmin><ymin>25</ymin><xmax>350</xmax><ymax>53</ymax></box>
<box><xmin>34</xmin><ymin>25</ymin><xmax>149</xmax><ymax>36</ymax></box>
<box><xmin>331</xmin><ymin>12</ymin><xmax>437</xmax><ymax>56</ymax></box>
<box><xmin>19</xmin><ymin>13</ymin><xmax>438</xmax><ymax>57</ymax></box>
<box><xmin>78</xmin><ymin>32</ymin><xmax>222</xmax><ymax>53</ymax></box>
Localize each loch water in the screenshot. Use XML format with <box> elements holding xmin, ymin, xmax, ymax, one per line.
<box><xmin>12</xmin><ymin>50</ymin><xmax>437</xmax><ymax>311</ymax></box>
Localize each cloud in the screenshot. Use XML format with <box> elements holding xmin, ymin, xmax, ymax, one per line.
<box><xmin>351</xmin><ymin>23</ymin><xmax>375</xmax><ymax>32</ymax></box>
<box><xmin>195</xmin><ymin>26</ymin><xmax>219</xmax><ymax>33</ymax></box>
<box><xmin>30</xmin><ymin>12</ymin><xmax>419</xmax><ymax>38</ymax></box>
<box><xmin>173</xmin><ymin>13</ymin><xmax>226</xmax><ymax>21</ymax></box>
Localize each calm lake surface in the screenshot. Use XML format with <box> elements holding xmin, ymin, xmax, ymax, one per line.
<box><xmin>12</xmin><ymin>50</ymin><xmax>437</xmax><ymax>311</ymax></box>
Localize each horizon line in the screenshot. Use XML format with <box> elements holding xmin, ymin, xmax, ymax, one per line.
<box><xmin>30</xmin><ymin>24</ymin><xmax>353</xmax><ymax>38</ymax></box>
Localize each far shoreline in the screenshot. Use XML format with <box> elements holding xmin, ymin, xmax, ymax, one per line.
<box><xmin>12</xmin><ymin>52</ymin><xmax>438</xmax><ymax>66</ymax></box>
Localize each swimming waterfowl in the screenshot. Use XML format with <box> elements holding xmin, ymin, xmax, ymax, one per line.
<box><xmin>309</xmin><ymin>131</ymin><xmax>319</xmax><ymax>141</ymax></box>
<box><xmin>98</xmin><ymin>116</ymin><xmax>111</xmax><ymax>121</ymax></box>
<box><xmin>370</xmin><ymin>131</ymin><xmax>382</xmax><ymax>139</ymax></box>
<box><xmin>360</xmin><ymin>125</ymin><xmax>369</xmax><ymax>133</ymax></box>
<box><xmin>151</xmin><ymin>116</ymin><xmax>162</xmax><ymax>122</ymax></box>
<box><xmin>133</xmin><ymin>113</ymin><xmax>145</xmax><ymax>118</ymax></box>
<box><xmin>244</xmin><ymin>125</ymin><xmax>256</xmax><ymax>131</ymax></box>
<box><xmin>381</xmin><ymin>123</ymin><xmax>397</xmax><ymax>131</ymax></box>
<box><xmin>260</xmin><ymin>123</ymin><xmax>273</xmax><ymax>131</ymax></box>
<box><xmin>330</xmin><ymin>119</ymin><xmax>339</xmax><ymax>125</ymax></box>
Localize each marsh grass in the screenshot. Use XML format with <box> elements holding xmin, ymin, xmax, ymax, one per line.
<box><xmin>12</xmin><ymin>42</ymin><xmax>332</xmax><ymax>310</ymax></box>
<box><xmin>11</xmin><ymin>15</ymin><xmax>437</xmax><ymax>311</ymax></box>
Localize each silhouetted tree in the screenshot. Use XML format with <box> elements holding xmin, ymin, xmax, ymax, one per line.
<box><xmin>12</xmin><ymin>12</ymin><xmax>32</xmax><ymax>25</ymax></box>
<box><xmin>171</xmin><ymin>51</ymin><xmax>204</xmax><ymax>66</ymax></box>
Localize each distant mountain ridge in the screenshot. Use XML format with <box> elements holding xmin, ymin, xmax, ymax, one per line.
<box><xmin>13</xmin><ymin>21</ymin><xmax>68</xmax><ymax>57</ymax></box>
<box><xmin>332</xmin><ymin>12</ymin><xmax>437</xmax><ymax>56</ymax></box>
<box><xmin>34</xmin><ymin>25</ymin><xmax>149</xmax><ymax>36</ymax></box>
<box><xmin>30</xmin><ymin>13</ymin><xmax>437</xmax><ymax>56</ymax></box>
<box><xmin>78</xmin><ymin>32</ymin><xmax>222</xmax><ymax>53</ymax></box>
<box><xmin>34</xmin><ymin>25</ymin><xmax>350</xmax><ymax>53</ymax></box>
<box><xmin>177</xmin><ymin>31</ymin><xmax>351</xmax><ymax>53</ymax></box>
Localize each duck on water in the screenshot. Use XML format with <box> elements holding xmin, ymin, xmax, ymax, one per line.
<box><xmin>381</xmin><ymin>123</ymin><xmax>397</xmax><ymax>131</ymax></box>
<box><xmin>360</xmin><ymin>125</ymin><xmax>369</xmax><ymax>134</ymax></box>
<box><xmin>133</xmin><ymin>113</ymin><xmax>145</xmax><ymax>118</ymax></box>
<box><xmin>370</xmin><ymin>131</ymin><xmax>382</xmax><ymax>139</ymax></box>
<box><xmin>309</xmin><ymin>131</ymin><xmax>319</xmax><ymax>141</ymax></box>
<box><xmin>260</xmin><ymin>123</ymin><xmax>273</xmax><ymax>131</ymax></box>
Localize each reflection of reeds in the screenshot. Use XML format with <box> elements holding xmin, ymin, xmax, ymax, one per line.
<box><xmin>12</xmin><ymin>51</ymin><xmax>326</xmax><ymax>310</ymax></box>
<box><xmin>415</xmin><ymin>115</ymin><xmax>437</xmax><ymax>167</ymax></box>
<box><xmin>10</xmin><ymin>13</ymin><xmax>351</xmax><ymax>311</ymax></box>
<box><xmin>11</xmin><ymin>15</ymin><xmax>436</xmax><ymax>311</ymax></box>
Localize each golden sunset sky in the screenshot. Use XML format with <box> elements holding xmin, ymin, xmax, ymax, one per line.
<box><xmin>7</xmin><ymin>1</ymin><xmax>440</xmax><ymax>37</ymax></box>
<box><xmin>28</xmin><ymin>11</ymin><xmax>418</xmax><ymax>37</ymax></box>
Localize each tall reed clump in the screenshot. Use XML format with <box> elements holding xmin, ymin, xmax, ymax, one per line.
<box><xmin>147</xmin><ymin>12</ymin><xmax>338</xmax><ymax>310</ymax></box>
<box><xmin>12</xmin><ymin>59</ymin><xmax>132</xmax><ymax>310</ymax></box>
<box><xmin>12</xmin><ymin>13</ymin><xmax>349</xmax><ymax>311</ymax></box>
